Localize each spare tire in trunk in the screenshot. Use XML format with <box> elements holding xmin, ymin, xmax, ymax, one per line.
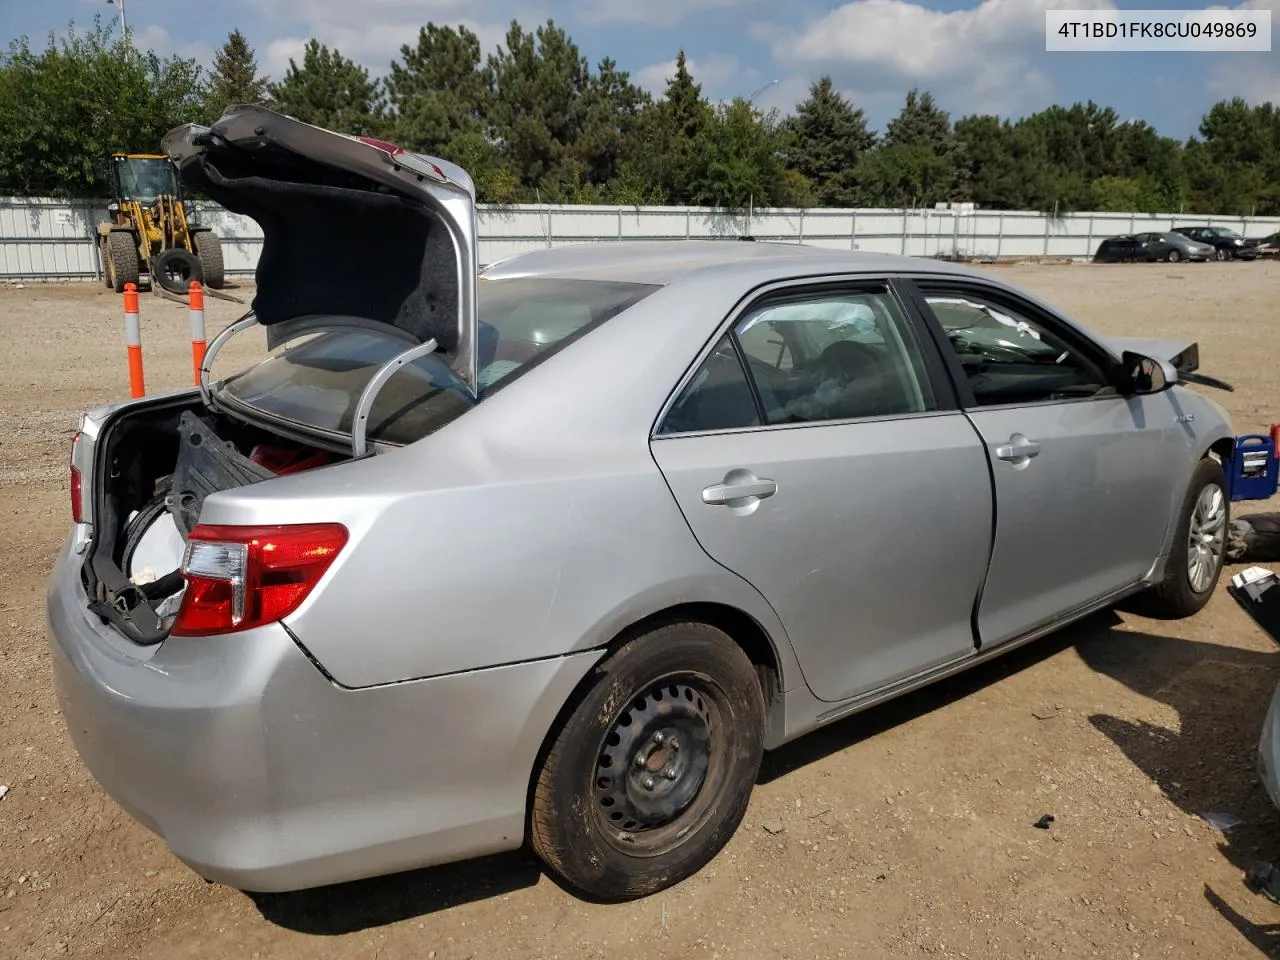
<box><xmin>153</xmin><ymin>248</ymin><xmax>203</xmax><ymax>294</ymax></box>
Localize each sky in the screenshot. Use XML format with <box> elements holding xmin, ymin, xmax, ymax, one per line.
<box><xmin>1</xmin><ymin>0</ymin><xmax>1277</xmax><ymax>141</ymax></box>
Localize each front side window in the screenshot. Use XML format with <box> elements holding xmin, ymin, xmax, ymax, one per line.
<box><xmin>922</xmin><ymin>289</ymin><xmax>1110</xmax><ymax>406</ymax></box>
<box><xmin>216</xmin><ymin>276</ymin><xmax>659</xmax><ymax>446</ymax></box>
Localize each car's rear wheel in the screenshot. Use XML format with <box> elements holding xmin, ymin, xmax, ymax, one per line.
<box><xmin>530</xmin><ymin>621</ymin><xmax>765</xmax><ymax>901</ymax></box>
<box><xmin>1132</xmin><ymin>456</ymin><xmax>1229</xmax><ymax>619</ymax></box>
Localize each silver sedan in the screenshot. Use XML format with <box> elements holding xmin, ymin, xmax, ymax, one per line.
<box><xmin>48</xmin><ymin>107</ymin><xmax>1236</xmax><ymax>902</ymax></box>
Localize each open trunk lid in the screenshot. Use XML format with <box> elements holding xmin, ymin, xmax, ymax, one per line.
<box><xmin>162</xmin><ymin>105</ymin><xmax>481</xmax><ymax>396</ymax></box>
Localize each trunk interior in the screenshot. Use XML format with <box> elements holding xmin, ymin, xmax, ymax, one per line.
<box><xmin>83</xmin><ymin>398</ymin><xmax>350</xmax><ymax>645</ymax></box>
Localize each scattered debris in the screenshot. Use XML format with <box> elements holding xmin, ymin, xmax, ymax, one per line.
<box><xmin>1034</xmin><ymin>814</ymin><xmax>1055</xmax><ymax>830</ymax></box>
<box><xmin>0</xmin><ymin>785</ymin><xmax>8</xmax><ymax>800</ymax></box>
<box><xmin>806</xmin><ymin>808</ymin><xmax>832</xmax><ymax>820</ymax></box>
<box><xmin>1032</xmin><ymin>706</ymin><xmax>1060</xmax><ymax>720</ymax></box>
<box><xmin>1200</xmin><ymin>811</ymin><xmax>1243</xmax><ymax>832</ymax></box>
<box><xmin>762</xmin><ymin>821</ymin><xmax>785</xmax><ymax>836</ymax></box>
<box><xmin>1247</xmin><ymin>862</ymin><xmax>1280</xmax><ymax>904</ymax></box>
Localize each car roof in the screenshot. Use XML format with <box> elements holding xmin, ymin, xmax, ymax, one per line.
<box><xmin>480</xmin><ymin>239</ymin><xmax>997</xmax><ymax>287</ymax></box>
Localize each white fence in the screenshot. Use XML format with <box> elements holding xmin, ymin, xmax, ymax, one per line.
<box><xmin>2</xmin><ymin>197</ymin><xmax>1278</xmax><ymax>281</ymax></box>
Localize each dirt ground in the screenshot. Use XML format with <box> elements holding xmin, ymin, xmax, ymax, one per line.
<box><xmin>3</xmin><ymin>261</ymin><xmax>1280</xmax><ymax>960</ymax></box>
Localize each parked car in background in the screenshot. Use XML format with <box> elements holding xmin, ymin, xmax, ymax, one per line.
<box><xmin>1093</xmin><ymin>231</ymin><xmax>1213</xmax><ymax>263</ymax></box>
<box><xmin>1172</xmin><ymin>225</ymin><xmax>1260</xmax><ymax>260</ymax></box>
<box><xmin>1094</xmin><ymin>235</ymin><xmax>1145</xmax><ymax>262</ymax></box>
<box><xmin>1252</xmin><ymin>232</ymin><xmax>1280</xmax><ymax>259</ymax></box>
<box><xmin>47</xmin><ymin>106</ymin><xmax>1242</xmax><ymax>905</ymax></box>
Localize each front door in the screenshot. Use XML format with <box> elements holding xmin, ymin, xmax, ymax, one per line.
<box><xmin>910</xmin><ymin>280</ymin><xmax>1183</xmax><ymax>649</ymax></box>
<box><xmin>650</xmin><ymin>281</ymin><xmax>993</xmax><ymax>704</ymax></box>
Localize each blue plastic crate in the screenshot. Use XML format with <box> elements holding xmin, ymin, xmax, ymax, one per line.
<box><xmin>1229</xmin><ymin>434</ymin><xmax>1279</xmax><ymax>501</ymax></box>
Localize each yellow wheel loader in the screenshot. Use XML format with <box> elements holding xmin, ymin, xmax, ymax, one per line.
<box><xmin>96</xmin><ymin>153</ymin><xmax>225</xmax><ymax>295</ymax></box>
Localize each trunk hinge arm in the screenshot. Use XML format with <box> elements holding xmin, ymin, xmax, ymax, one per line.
<box><xmin>199</xmin><ymin>311</ymin><xmax>260</xmax><ymax>407</ymax></box>
<box><xmin>350</xmin><ymin>338</ymin><xmax>439</xmax><ymax>458</ymax></box>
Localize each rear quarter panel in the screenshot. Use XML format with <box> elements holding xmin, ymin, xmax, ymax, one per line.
<box><xmin>198</xmin><ymin>277</ymin><xmax>805</xmax><ymax>691</ymax></box>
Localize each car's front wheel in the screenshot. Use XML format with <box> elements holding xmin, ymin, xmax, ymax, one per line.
<box><xmin>1132</xmin><ymin>456</ymin><xmax>1229</xmax><ymax>619</ymax></box>
<box><xmin>1167</xmin><ymin>248</ymin><xmax>1182</xmax><ymax>263</ymax></box>
<box><xmin>530</xmin><ymin>621</ymin><xmax>765</xmax><ymax>901</ymax></box>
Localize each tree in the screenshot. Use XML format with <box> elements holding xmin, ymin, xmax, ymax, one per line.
<box><xmin>384</xmin><ymin>24</ymin><xmax>516</xmax><ymax>202</ymax></box>
<box><xmin>268</xmin><ymin>40</ymin><xmax>384</xmax><ymax>136</ymax></box>
<box><xmin>783</xmin><ymin>76</ymin><xmax>875</xmax><ymax>206</ymax></box>
<box><xmin>386</xmin><ymin>24</ymin><xmax>493</xmax><ymax>152</ymax></box>
<box><xmin>861</xmin><ymin>89</ymin><xmax>961</xmax><ymax>206</ymax></box>
<box><xmin>614</xmin><ymin>50</ymin><xmax>715</xmax><ymax>204</ymax></box>
<box><xmin>953</xmin><ymin>115</ymin><xmax>1053</xmax><ymax>210</ymax></box>
<box><xmin>0</xmin><ymin>18</ymin><xmax>203</xmax><ymax>196</ymax></box>
<box><xmin>688</xmin><ymin>99</ymin><xmax>788</xmax><ymax>210</ymax></box>
<box><xmin>203</xmin><ymin>29</ymin><xmax>268</xmax><ymax>121</ymax></box>
<box><xmin>571</xmin><ymin>57</ymin><xmax>649</xmax><ymax>192</ymax></box>
<box><xmin>487</xmin><ymin>19</ymin><xmax>591</xmax><ymax>198</ymax></box>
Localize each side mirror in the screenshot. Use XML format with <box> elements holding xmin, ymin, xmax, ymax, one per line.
<box><xmin>1120</xmin><ymin>351</ymin><xmax>1178</xmax><ymax>395</ymax></box>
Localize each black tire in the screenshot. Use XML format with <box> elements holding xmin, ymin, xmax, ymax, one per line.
<box><xmin>1216</xmin><ymin>246</ymin><xmax>1231</xmax><ymax>261</ymax></box>
<box><xmin>152</xmin><ymin>248</ymin><xmax>203</xmax><ymax>295</ymax></box>
<box><xmin>193</xmin><ymin>231</ymin><xmax>225</xmax><ymax>288</ymax></box>
<box><xmin>1167</xmin><ymin>248</ymin><xmax>1182</xmax><ymax>263</ymax></box>
<box><xmin>97</xmin><ymin>237</ymin><xmax>113</xmax><ymax>288</ymax></box>
<box><xmin>107</xmin><ymin>231</ymin><xmax>140</xmax><ymax>293</ymax></box>
<box><xmin>530</xmin><ymin>621</ymin><xmax>765</xmax><ymax>901</ymax></box>
<box><xmin>1132</xmin><ymin>457</ymin><xmax>1229</xmax><ymax>619</ymax></box>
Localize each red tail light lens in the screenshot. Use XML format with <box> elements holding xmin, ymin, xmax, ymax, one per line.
<box><xmin>69</xmin><ymin>433</ymin><xmax>83</xmax><ymax>524</ymax></box>
<box><xmin>171</xmin><ymin>523</ymin><xmax>348</xmax><ymax>637</ymax></box>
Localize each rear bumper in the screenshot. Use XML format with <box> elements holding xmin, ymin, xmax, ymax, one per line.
<box><xmin>46</xmin><ymin>536</ymin><xmax>601</xmax><ymax>892</ymax></box>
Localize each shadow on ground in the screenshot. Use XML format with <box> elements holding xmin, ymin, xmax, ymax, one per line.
<box><xmin>245</xmin><ymin>605</ymin><xmax>1280</xmax><ymax>945</ymax></box>
<box><xmin>246</xmin><ymin>850</ymin><xmax>543</xmax><ymax>935</ymax></box>
<box><xmin>1075</xmin><ymin>603</ymin><xmax>1280</xmax><ymax>957</ymax></box>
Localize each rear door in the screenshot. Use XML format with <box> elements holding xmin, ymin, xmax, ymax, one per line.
<box><xmin>650</xmin><ymin>278</ymin><xmax>993</xmax><ymax>704</ymax></box>
<box><xmin>905</xmin><ymin>277</ymin><xmax>1183</xmax><ymax>649</ymax></box>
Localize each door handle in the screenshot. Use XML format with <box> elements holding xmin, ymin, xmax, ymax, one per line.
<box><xmin>995</xmin><ymin>435</ymin><xmax>1041</xmax><ymax>461</ymax></box>
<box><xmin>702</xmin><ymin>476</ymin><xmax>778</xmax><ymax>505</ymax></box>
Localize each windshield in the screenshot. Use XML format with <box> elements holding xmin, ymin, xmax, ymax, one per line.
<box><xmin>1212</xmin><ymin>227</ymin><xmax>1241</xmax><ymax>239</ymax></box>
<box><xmin>115</xmin><ymin>158</ymin><xmax>179</xmax><ymax>202</ymax></box>
<box><xmin>216</xmin><ymin>276</ymin><xmax>660</xmax><ymax>446</ymax></box>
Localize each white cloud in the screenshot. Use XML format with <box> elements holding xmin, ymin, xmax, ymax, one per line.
<box><xmin>134</xmin><ymin>25</ymin><xmax>214</xmax><ymax>66</ymax></box>
<box><xmin>580</xmin><ymin>0</ymin><xmax>760</xmax><ymax>29</ymax></box>
<box><xmin>765</xmin><ymin>0</ymin><xmax>1119</xmax><ymax>120</ymax></box>
<box><xmin>635</xmin><ymin>54</ymin><xmax>743</xmax><ymax>95</ymax></box>
<box><xmin>251</xmin><ymin>0</ymin><xmax>531</xmax><ymax>77</ymax></box>
<box><xmin>776</xmin><ymin>0</ymin><xmax>1115</xmax><ymax>77</ymax></box>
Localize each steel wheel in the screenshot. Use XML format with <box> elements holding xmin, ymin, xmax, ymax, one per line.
<box><xmin>1187</xmin><ymin>483</ymin><xmax>1227</xmax><ymax>593</ymax></box>
<box><xmin>530</xmin><ymin>621</ymin><xmax>764</xmax><ymax>900</ymax></box>
<box><xmin>592</xmin><ymin>676</ymin><xmax>720</xmax><ymax>856</ymax></box>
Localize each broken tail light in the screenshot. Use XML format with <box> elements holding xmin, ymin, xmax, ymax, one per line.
<box><xmin>171</xmin><ymin>523</ymin><xmax>348</xmax><ymax>637</ymax></box>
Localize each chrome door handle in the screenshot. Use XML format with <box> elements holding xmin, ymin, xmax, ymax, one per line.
<box><xmin>702</xmin><ymin>477</ymin><xmax>778</xmax><ymax>505</ymax></box>
<box><xmin>995</xmin><ymin>435</ymin><xmax>1041</xmax><ymax>461</ymax></box>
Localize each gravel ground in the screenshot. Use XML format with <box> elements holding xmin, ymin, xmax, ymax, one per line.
<box><xmin>2</xmin><ymin>261</ymin><xmax>1280</xmax><ymax>960</ymax></box>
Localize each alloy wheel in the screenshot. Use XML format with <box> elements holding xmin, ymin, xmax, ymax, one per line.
<box><xmin>1187</xmin><ymin>483</ymin><xmax>1226</xmax><ymax>593</ymax></box>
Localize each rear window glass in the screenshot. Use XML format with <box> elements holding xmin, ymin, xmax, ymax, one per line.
<box><xmin>216</xmin><ymin>276</ymin><xmax>659</xmax><ymax>446</ymax></box>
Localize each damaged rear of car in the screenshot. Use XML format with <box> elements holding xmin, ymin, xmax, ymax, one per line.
<box><xmin>48</xmin><ymin>107</ymin><xmax>662</xmax><ymax>892</ymax></box>
<box><xmin>77</xmin><ymin>106</ymin><xmax>484</xmax><ymax>646</ymax></box>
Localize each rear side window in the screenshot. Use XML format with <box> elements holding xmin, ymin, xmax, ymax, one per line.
<box><xmin>659</xmin><ymin>286</ymin><xmax>937</xmax><ymax>435</ymax></box>
<box><xmin>658</xmin><ymin>336</ymin><xmax>761</xmax><ymax>434</ymax></box>
<box><xmin>217</xmin><ymin>277</ymin><xmax>659</xmax><ymax>446</ymax></box>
